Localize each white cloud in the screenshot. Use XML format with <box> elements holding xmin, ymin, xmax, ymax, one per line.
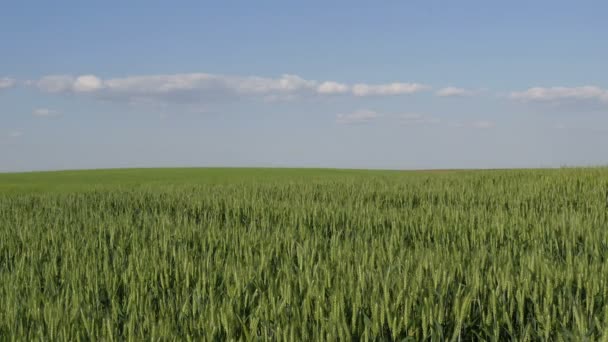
<box><xmin>436</xmin><ymin>87</ymin><xmax>475</xmax><ymax>97</ymax></box>
<box><xmin>510</xmin><ymin>86</ymin><xmax>608</xmax><ymax>103</ymax></box>
<box><xmin>449</xmin><ymin>120</ymin><xmax>495</xmax><ymax>129</ymax></box>
<box><xmin>471</xmin><ymin>121</ymin><xmax>495</xmax><ymax>129</ymax></box>
<box><xmin>336</xmin><ymin>110</ymin><xmax>442</xmax><ymax>125</ymax></box>
<box><xmin>73</xmin><ymin>75</ymin><xmax>103</xmax><ymax>92</ymax></box>
<box><xmin>398</xmin><ymin>113</ymin><xmax>441</xmax><ymax>125</ymax></box>
<box><xmin>317</xmin><ymin>81</ymin><xmax>349</xmax><ymax>95</ymax></box>
<box><xmin>225</xmin><ymin>74</ymin><xmax>317</xmax><ymax>95</ymax></box>
<box><xmin>35</xmin><ymin>74</ymin><xmax>103</xmax><ymax>93</ymax></box>
<box><xmin>33</xmin><ymin>108</ymin><xmax>60</xmax><ymax>117</ymax></box>
<box><xmin>336</xmin><ymin>109</ymin><xmax>381</xmax><ymax>124</ymax></box>
<box><xmin>352</xmin><ymin>82</ymin><xmax>429</xmax><ymax>96</ymax></box>
<box><xmin>31</xmin><ymin>73</ymin><xmax>431</xmax><ymax>103</ymax></box>
<box><xmin>0</xmin><ymin>77</ymin><xmax>16</xmax><ymax>89</ymax></box>
<box><xmin>554</xmin><ymin>123</ymin><xmax>567</xmax><ymax>130</ymax></box>
<box><xmin>35</xmin><ymin>75</ymin><xmax>75</xmax><ymax>93</ymax></box>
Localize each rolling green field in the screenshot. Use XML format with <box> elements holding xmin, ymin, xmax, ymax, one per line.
<box><xmin>1</xmin><ymin>167</ymin><xmax>608</xmax><ymax>340</ymax></box>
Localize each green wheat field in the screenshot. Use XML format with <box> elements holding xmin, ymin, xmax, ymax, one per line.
<box><xmin>1</xmin><ymin>168</ymin><xmax>607</xmax><ymax>340</ymax></box>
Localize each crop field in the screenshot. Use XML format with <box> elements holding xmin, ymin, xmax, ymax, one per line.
<box><xmin>1</xmin><ymin>167</ymin><xmax>608</xmax><ymax>340</ymax></box>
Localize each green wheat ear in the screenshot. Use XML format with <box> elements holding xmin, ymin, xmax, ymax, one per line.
<box><xmin>0</xmin><ymin>167</ymin><xmax>607</xmax><ymax>339</ymax></box>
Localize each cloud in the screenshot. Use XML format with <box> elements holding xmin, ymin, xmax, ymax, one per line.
<box><xmin>554</xmin><ymin>123</ymin><xmax>567</xmax><ymax>130</ymax></box>
<box><xmin>9</xmin><ymin>131</ymin><xmax>23</xmax><ymax>138</ymax></box>
<box><xmin>471</xmin><ymin>121</ymin><xmax>495</xmax><ymax>129</ymax></box>
<box><xmin>73</xmin><ymin>75</ymin><xmax>103</xmax><ymax>92</ymax></box>
<box><xmin>352</xmin><ymin>82</ymin><xmax>429</xmax><ymax>96</ymax></box>
<box><xmin>510</xmin><ymin>86</ymin><xmax>608</xmax><ymax>103</ymax></box>
<box><xmin>35</xmin><ymin>75</ymin><xmax>75</xmax><ymax>93</ymax></box>
<box><xmin>449</xmin><ymin>120</ymin><xmax>495</xmax><ymax>129</ymax></box>
<box><xmin>224</xmin><ymin>74</ymin><xmax>317</xmax><ymax>95</ymax></box>
<box><xmin>0</xmin><ymin>77</ymin><xmax>16</xmax><ymax>89</ymax></box>
<box><xmin>33</xmin><ymin>108</ymin><xmax>60</xmax><ymax>117</ymax></box>
<box><xmin>398</xmin><ymin>113</ymin><xmax>441</xmax><ymax>125</ymax></box>
<box><xmin>317</xmin><ymin>81</ymin><xmax>349</xmax><ymax>95</ymax></box>
<box><xmin>336</xmin><ymin>110</ymin><xmax>442</xmax><ymax>126</ymax></box>
<box><xmin>436</xmin><ymin>87</ymin><xmax>475</xmax><ymax>97</ymax></box>
<box><xmin>336</xmin><ymin>109</ymin><xmax>381</xmax><ymax>124</ymax></box>
<box><xmin>30</xmin><ymin>73</ymin><xmax>431</xmax><ymax>104</ymax></box>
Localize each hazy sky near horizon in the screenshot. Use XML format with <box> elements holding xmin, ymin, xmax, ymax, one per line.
<box><xmin>2</xmin><ymin>1</ymin><xmax>608</xmax><ymax>172</ymax></box>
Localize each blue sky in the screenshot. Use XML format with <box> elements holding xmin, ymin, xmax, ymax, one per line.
<box><xmin>1</xmin><ymin>1</ymin><xmax>607</xmax><ymax>171</ymax></box>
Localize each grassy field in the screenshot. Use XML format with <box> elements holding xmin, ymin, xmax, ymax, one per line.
<box><xmin>1</xmin><ymin>167</ymin><xmax>608</xmax><ymax>340</ymax></box>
